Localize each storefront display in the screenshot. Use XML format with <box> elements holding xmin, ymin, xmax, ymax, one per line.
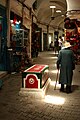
<box><xmin>64</xmin><ymin>18</ymin><xmax>80</xmax><ymax>51</ymax></box>
<box><xmin>64</xmin><ymin>17</ymin><xmax>80</xmax><ymax>64</ymax></box>
<box><xmin>31</xmin><ymin>23</ymin><xmax>41</xmax><ymax>57</ymax></box>
<box><xmin>10</xmin><ymin>12</ymin><xmax>31</xmax><ymax>72</ymax></box>
<box><xmin>0</xmin><ymin>5</ymin><xmax>7</xmax><ymax>71</ymax></box>
<box><xmin>11</xmin><ymin>29</ymin><xmax>29</xmax><ymax>47</ymax></box>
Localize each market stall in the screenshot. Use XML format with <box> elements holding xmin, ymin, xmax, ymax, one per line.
<box><xmin>64</xmin><ymin>18</ymin><xmax>80</xmax><ymax>64</ymax></box>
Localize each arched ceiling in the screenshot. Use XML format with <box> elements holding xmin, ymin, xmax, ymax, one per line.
<box><xmin>36</xmin><ymin>0</ymin><xmax>67</xmax><ymax>29</ymax></box>
<box><xmin>10</xmin><ymin>0</ymin><xmax>80</xmax><ymax>30</ymax></box>
<box><xmin>10</xmin><ymin>0</ymin><xmax>67</xmax><ymax>30</ymax></box>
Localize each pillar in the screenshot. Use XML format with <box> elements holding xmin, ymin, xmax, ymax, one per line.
<box><xmin>42</xmin><ymin>31</ymin><xmax>43</xmax><ymax>51</ymax></box>
<box><xmin>6</xmin><ymin>0</ymin><xmax>10</xmax><ymax>47</ymax></box>
<box><xmin>29</xmin><ymin>8</ymin><xmax>32</xmax><ymax>58</ymax></box>
<box><xmin>47</xmin><ymin>25</ymin><xmax>49</xmax><ymax>50</ymax></box>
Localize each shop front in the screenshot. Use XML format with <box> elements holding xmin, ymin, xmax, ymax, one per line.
<box><xmin>32</xmin><ymin>23</ymin><xmax>42</xmax><ymax>57</ymax></box>
<box><xmin>0</xmin><ymin>5</ymin><xmax>7</xmax><ymax>71</ymax></box>
<box><xmin>9</xmin><ymin>12</ymin><xmax>31</xmax><ymax>72</ymax></box>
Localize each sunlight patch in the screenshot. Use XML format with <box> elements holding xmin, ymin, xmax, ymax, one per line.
<box><xmin>50</xmin><ymin>69</ymin><xmax>60</xmax><ymax>74</ymax></box>
<box><xmin>44</xmin><ymin>95</ymin><xmax>65</xmax><ymax>105</ymax></box>
<box><xmin>50</xmin><ymin>81</ymin><xmax>60</xmax><ymax>88</ymax></box>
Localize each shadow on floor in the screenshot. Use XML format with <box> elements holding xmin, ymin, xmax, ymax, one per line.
<box><xmin>72</xmin><ymin>85</ymin><xmax>80</xmax><ymax>91</ymax></box>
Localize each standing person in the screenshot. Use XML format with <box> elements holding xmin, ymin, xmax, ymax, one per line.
<box><xmin>54</xmin><ymin>39</ymin><xmax>59</xmax><ymax>54</ymax></box>
<box><xmin>49</xmin><ymin>41</ymin><xmax>54</xmax><ymax>50</ymax></box>
<box><xmin>58</xmin><ymin>36</ymin><xmax>63</xmax><ymax>51</ymax></box>
<box><xmin>56</xmin><ymin>41</ymin><xmax>75</xmax><ymax>93</ymax></box>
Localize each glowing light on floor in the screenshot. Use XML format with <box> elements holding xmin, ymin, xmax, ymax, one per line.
<box><xmin>53</xmin><ymin>56</ymin><xmax>58</xmax><ymax>59</ymax></box>
<box><xmin>44</xmin><ymin>95</ymin><xmax>65</xmax><ymax>105</ymax></box>
<box><xmin>49</xmin><ymin>56</ymin><xmax>58</xmax><ymax>59</ymax></box>
<box><xmin>50</xmin><ymin>69</ymin><xmax>60</xmax><ymax>74</ymax></box>
<box><xmin>50</xmin><ymin>81</ymin><xmax>60</xmax><ymax>88</ymax></box>
<box><xmin>50</xmin><ymin>70</ymin><xmax>57</xmax><ymax>74</ymax></box>
<box><xmin>45</xmin><ymin>57</ymin><xmax>57</xmax><ymax>59</ymax></box>
<box><xmin>43</xmin><ymin>56</ymin><xmax>58</xmax><ymax>60</ymax></box>
<box><xmin>54</xmin><ymin>63</ymin><xmax>57</xmax><ymax>67</ymax></box>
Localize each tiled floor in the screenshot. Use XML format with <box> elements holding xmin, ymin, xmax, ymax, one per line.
<box><xmin>0</xmin><ymin>71</ymin><xmax>7</xmax><ymax>79</ymax></box>
<box><xmin>0</xmin><ymin>51</ymin><xmax>80</xmax><ymax>120</ymax></box>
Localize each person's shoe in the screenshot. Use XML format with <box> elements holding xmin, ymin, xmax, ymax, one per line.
<box><xmin>60</xmin><ymin>88</ymin><xmax>64</xmax><ymax>92</ymax></box>
<box><xmin>66</xmin><ymin>85</ymin><xmax>72</xmax><ymax>94</ymax></box>
<box><xmin>66</xmin><ymin>89</ymin><xmax>72</xmax><ymax>94</ymax></box>
<box><xmin>60</xmin><ymin>84</ymin><xmax>64</xmax><ymax>92</ymax></box>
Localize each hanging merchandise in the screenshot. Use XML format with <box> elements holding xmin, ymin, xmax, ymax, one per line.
<box><xmin>64</xmin><ymin>18</ymin><xmax>78</xmax><ymax>45</ymax></box>
<box><xmin>13</xmin><ymin>15</ymin><xmax>17</xmax><ymax>25</ymax></box>
<box><xmin>64</xmin><ymin>18</ymin><xmax>77</xmax><ymax>39</ymax></box>
<box><xmin>64</xmin><ymin>17</ymin><xmax>80</xmax><ymax>64</ymax></box>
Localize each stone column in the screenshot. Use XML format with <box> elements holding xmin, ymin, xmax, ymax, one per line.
<box><xmin>29</xmin><ymin>8</ymin><xmax>32</xmax><ymax>58</ymax></box>
<box><xmin>31</xmin><ymin>14</ymin><xmax>33</xmax><ymax>58</ymax></box>
<box><xmin>6</xmin><ymin>0</ymin><xmax>10</xmax><ymax>47</ymax></box>
<box><xmin>42</xmin><ymin>31</ymin><xmax>43</xmax><ymax>51</ymax></box>
<box><xmin>47</xmin><ymin>25</ymin><xmax>49</xmax><ymax>50</ymax></box>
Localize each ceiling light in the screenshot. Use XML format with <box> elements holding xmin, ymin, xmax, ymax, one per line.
<box><xmin>50</xmin><ymin>6</ymin><xmax>56</xmax><ymax>9</ymax></box>
<box><xmin>10</xmin><ymin>20</ymin><xmax>13</xmax><ymax>23</ymax></box>
<box><xmin>61</xmin><ymin>15</ymin><xmax>64</xmax><ymax>17</ymax></box>
<box><xmin>56</xmin><ymin>10</ymin><xmax>61</xmax><ymax>13</ymax></box>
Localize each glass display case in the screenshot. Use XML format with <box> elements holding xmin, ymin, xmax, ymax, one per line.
<box><xmin>10</xmin><ymin>29</ymin><xmax>30</xmax><ymax>72</ymax></box>
<box><xmin>12</xmin><ymin>29</ymin><xmax>29</xmax><ymax>47</ymax></box>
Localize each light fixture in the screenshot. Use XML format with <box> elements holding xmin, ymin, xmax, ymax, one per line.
<box><xmin>50</xmin><ymin>5</ymin><xmax>56</xmax><ymax>9</ymax></box>
<box><xmin>56</xmin><ymin>10</ymin><xmax>61</xmax><ymax>13</ymax></box>
<box><xmin>10</xmin><ymin>20</ymin><xmax>13</xmax><ymax>23</ymax></box>
<box><xmin>61</xmin><ymin>14</ymin><xmax>64</xmax><ymax>17</ymax></box>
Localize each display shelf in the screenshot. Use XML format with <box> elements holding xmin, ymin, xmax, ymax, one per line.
<box><xmin>16</xmin><ymin>29</ymin><xmax>29</xmax><ymax>47</ymax></box>
<box><xmin>12</xmin><ymin>29</ymin><xmax>29</xmax><ymax>47</ymax></box>
<box><xmin>10</xmin><ymin>29</ymin><xmax>30</xmax><ymax>72</ymax></box>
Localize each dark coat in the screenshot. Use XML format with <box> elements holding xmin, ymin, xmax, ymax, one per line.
<box><xmin>57</xmin><ymin>47</ymin><xmax>75</xmax><ymax>85</ymax></box>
